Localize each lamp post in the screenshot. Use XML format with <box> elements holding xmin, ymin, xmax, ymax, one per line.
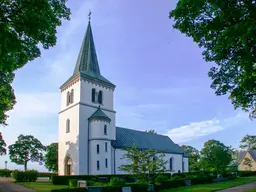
<box><xmin>5</xmin><ymin>161</ymin><xmax>7</xmax><ymax>169</ymax></box>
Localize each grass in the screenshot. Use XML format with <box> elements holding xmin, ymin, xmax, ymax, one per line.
<box><xmin>160</xmin><ymin>177</ymin><xmax>256</xmax><ymax>192</ymax></box>
<box><xmin>19</xmin><ymin>181</ymin><xmax>68</xmax><ymax>192</ymax></box>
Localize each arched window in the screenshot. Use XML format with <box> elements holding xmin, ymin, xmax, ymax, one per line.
<box><xmin>92</xmin><ymin>89</ymin><xmax>96</xmax><ymax>102</ymax></box>
<box><xmin>104</xmin><ymin>125</ymin><xmax>107</xmax><ymax>135</ymax></box>
<box><xmin>66</xmin><ymin>91</ymin><xmax>70</xmax><ymax>106</ymax></box>
<box><xmin>66</xmin><ymin>119</ymin><xmax>70</xmax><ymax>133</ymax></box>
<box><xmin>98</xmin><ymin>91</ymin><xmax>103</xmax><ymax>104</ymax></box>
<box><xmin>70</xmin><ymin>89</ymin><xmax>74</xmax><ymax>103</ymax></box>
<box><xmin>169</xmin><ymin>158</ymin><xmax>173</xmax><ymax>171</ymax></box>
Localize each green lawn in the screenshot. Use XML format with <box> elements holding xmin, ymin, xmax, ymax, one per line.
<box><xmin>19</xmin><ymin>182</ymin><xmax>68</xmax><ymax>192</ymax></box>
<box><xmin>160</xmin><ymin>177</ymin><xmax>256</xmax><ymax>192</ymax></box>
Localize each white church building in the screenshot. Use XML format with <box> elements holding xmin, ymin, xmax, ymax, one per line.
<box><xmin>58</xmin><ymin>19</ymin><xmax>189</xmax><ymax>176</ymax></box>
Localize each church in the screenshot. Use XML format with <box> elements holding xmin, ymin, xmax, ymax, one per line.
<box><xmin>58</xmin><ymin>18</ymin><xmax>189</xmax><ymax>176</ymax></box>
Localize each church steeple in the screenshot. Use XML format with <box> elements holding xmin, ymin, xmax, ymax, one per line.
<box><xmin>73</xmin><ymin>19</ymin><xmax>101</xmax><ymax>76</ymax></box>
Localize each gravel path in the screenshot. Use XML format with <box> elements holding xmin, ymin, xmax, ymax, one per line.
<box><xmin>217</xmin><ymin>182</ymin><xmax>256</xmax><ymax>192</ymax></box>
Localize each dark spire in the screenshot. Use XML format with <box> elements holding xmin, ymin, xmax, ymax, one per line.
<box><xmin>73</xmin><ymin>14</ymin><xmax>101</xmax><ymax>76</ymax></box>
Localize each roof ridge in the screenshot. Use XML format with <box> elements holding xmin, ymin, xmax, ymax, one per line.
<box><xmin>116</xmin><ymin>126</ymin><xmax>169</xmax><ymax>137</ymax></box>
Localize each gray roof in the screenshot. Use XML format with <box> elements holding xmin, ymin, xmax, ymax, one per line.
<box><xmin>89</xmin><ymin>107</ymin><xmax>111</xmax><ymax>122</ymax></box>
<box><xmin>238</xmin><ymin>150</ymin><xmax>256</xmax><ymax>162</ymax></box>
<box><xmin>112</xmin><ymin>127</ymin><xmax>188</xmax><ymax>156</ymax></box>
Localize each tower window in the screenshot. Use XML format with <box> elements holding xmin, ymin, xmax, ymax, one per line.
<box><xmin>92</xmin><ymin>89</ymin><xmax>96</xmax><ymax>102</ymax></box>
<box><xmin>170</xmin><ymin>158</ymin><xmax>173</xmax><ymax>171</ymax></box>
<box><xmin>70</xmin><ymin>89</ymin><xmax>74</xmax><ymax>103</ymax></box>
<box><xmin>97</xmin><ymin>144</ymin><xmax>99</xmax><ymax>154</ymax></box>
<box><xmin>66</xmin><ymin>91</ymin><xmax>70</xmax><ymax>106</ymax></box>
<box><xmin>104</xmin><ymin>125</ymin><xmax>107</xmax><ymax>135</ymax></box>
<box><xmin>98</xmin><ymin>91</ymin><xmax>103</xmax><ymax>104</ymax></box>
<box><xmin>105</xmin><ymin>158</ymin><xmax>108</xmax><ymax>168</ymax></box>
<box><xmin>105</xmin><ymin>142</ymin><xmax>107</xmax><ymax>152</ymax></box>
<box><xmin>66</xmin><ymin>119</ymin><xmax>70</xmax><ymax>133</ymax></box>
<box><xmin>97</xmin><ymin>160</ymin><xmax>100</xmax><ymax>170</ymax></box>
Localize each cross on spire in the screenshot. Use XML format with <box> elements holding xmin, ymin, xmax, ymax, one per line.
<box><xmin>88</xmin><ymin>10</ymin><xmax>92</xmax><ymax>23</ymax></box>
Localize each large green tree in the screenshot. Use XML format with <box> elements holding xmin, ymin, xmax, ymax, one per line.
<box><xmin>45</xmin><ymin>142</ymin><xmax>58</xmax><ymax>173</ymax></box>
<box><xmin>181</xmin><ymin>145</ymin><xmax>200</xmax><ymax>171</ymax></box>
<box><xmin>170</xmin><ymin>0</ymin><xmax>256</xmax><ymax>118</ymax></box>
<box><xmin>0</xmin><ymin>132</ymin><xmax>7</xmax><ymax>155</ymax></box>
<box><xmin>200</xmin><ymin>140</ymin><xmax>233</xmax><ymax>174</ymax></box>
<box><xmin>8</xmin><ymin>134</ymin><xmax>46</xmax><ymax>170</ymax></box>
<box><xmin>240</xmin><ymin>134</ymin><xmax>256</xmax><ymax>150</ymax></box>
<box><xmin>119</xmin><ymin>144</ymin><xmax>167</xmax><ymax>183</ymax></box>
<box><xmin>0</xmin><ymin>0</ymin><xmax>71</xmax><ymax>126</ymax></box>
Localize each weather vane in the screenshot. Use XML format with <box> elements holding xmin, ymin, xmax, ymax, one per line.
<box><xmin>88</xmin><ymin>10</ymin><xmax>92</xmax><ymax>22</ymax></box>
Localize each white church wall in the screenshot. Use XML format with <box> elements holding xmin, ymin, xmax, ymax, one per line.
<box><xmin>89</xmin><ymin>140</ymin><xmax>112</xmax><ymax>174</ymax></box>
<box><xmin>80</xmin><ymin>80</ymin><xmax>114</xmax><ymax>110</ymax></box>
<box><xmin>183</xmin><ymin>157</ymin><xmax>189</xmax><ymax>172</ymax></box>
<box><xmin>114</xmin><ymin>149</ymin><xmax>186</xmax><ymax>174</ymax></box>
<box><xmin>58</xmin><ymin>103</ymin><xmax>80</xmax><ymax>175</ymax></box>
<box><xmin>89</xmin><ymin>120</ymin><xmax>110</xmax><ymax>139</ymax></box>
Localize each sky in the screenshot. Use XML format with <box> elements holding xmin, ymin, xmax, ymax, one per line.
<box><xmin>1</xmin><ymin>0</ymin><xmax>255</xmax><ymax>171</ymax></box>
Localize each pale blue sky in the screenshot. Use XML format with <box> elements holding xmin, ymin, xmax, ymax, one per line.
<box><xmin>1</xmin><ymin>0</ymin><xmax>255</xmax><ymax>171</ymax></box>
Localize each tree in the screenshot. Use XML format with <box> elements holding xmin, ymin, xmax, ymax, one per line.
<box><xmin>119</xmin><ymin>144</ymin><xmax>167</xmax><ymax>183</ymax></box>
<box><xmin>170</xmin><ymin>1</ymin><xmax>256</xmax><ymax>118</ymax></box>
<box><xmin>8</xmin><ymin>134</ymin><xmax>46</xmax><ymax>170</ymax></box>
<box><xmin>0</xmin><ymin>132</ymin><xmax>7</xmax><ymax>155</ymax></box>
<box><xmin>240</xmin><ymin>134</ymin><xmax>256</xmax><ymax>150</ymax></box>
<box><xmin>0</xmin><ymin>0</ymin><xmax>71</xmax><ymax>125</ymax></box>
<box><xmin>200</xmin><ymin>140</ymin><xmax>233</xmax><ymax>174</ymax></box>
<box><xmin>243</xmin><ymin>157</ymin><xmax>253</xmax><ymax>170</ymax></box>
<box><xmin>45</xmin><ymin>142</ymin><xmax>58</xmax><ymax>172</ymax></box>
<box><xmin>181</xmin><ymin>145</ymin><xmax>200</xmax><ymax>171</ymax></box>
<box><xmin>145</xmin><ymin>130</ymin><xmax>157</xmax><ymax>134</ymax></box>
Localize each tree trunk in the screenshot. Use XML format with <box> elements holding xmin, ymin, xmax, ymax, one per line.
<box><xmin>24</xmin><ymin>161</ymin><xmax>27</xmax><ymax>171</ymax></box>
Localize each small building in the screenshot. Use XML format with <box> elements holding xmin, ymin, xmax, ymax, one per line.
<box><xmin>238</xmin><ymin>150</ymin><xmax>256</xmax><ymax>171</ymax></box>
<box><xmin>58</xmin><ymin>19</ymin><xmax>189</xmax><ymax>175</ymax></box>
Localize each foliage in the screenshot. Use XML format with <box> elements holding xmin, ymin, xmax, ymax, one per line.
<box><xmin>0</xmin><ymin>0</ymin><xmax>71</xmax><ymax>125</ymax></box>
<box><xmin>109</xmin><ymin>177</ymin><xmax>125</xmax><ymax>187</ymax></box>
<box><xmin>8</xmin><ymin>134</ymin><xmax>46</xmax><ymax>170</ymax></box>
<box><xmin>45</xmin><ymin>142</ymin><xmax>58</xmax><ymax>172</ymax></box>
<box><xmin>12</xmin><ymin>169</ymin><xmax>38</xmax><ymax>182</ymax></box>
<box><xmin>0</xmin><ymin>169</ymin><xmax>11</xmax><ymax>177</ymax></box>
<box><xmin>145</xmin><ymin>130</ymin><xmax>157</xmax><ymax>134</ymax></box>
<box><xmin>118</xmin><ymin>143</ymin><xmax>167</xmax><ymax>183</ymax></box>
<box><xmin>243</xmin><ymin>157</ymin><xmax>253</xmax><ymax>170</ymax></box>
<box><xmin>240</xmin><ymin>134</ymin><xmax>256</xmax><ymax>150</ymax></box>
<box><xmin>170</xmin><ymin>0</ymin><xmax>256</xmax><ymax>118</ymax></box>
<box><xmin>68</xmin><ymin>179</ymin><xmax>77</xmax><ymax>188</ymax></box>
<box><xmin>181</xmin><ymin>145</ymin><xmax>200</xmax><ymax>171</ymax></box>
<box><xmin>0</xmin><ymin>132</ymin><xmax>7</xmax><ymax>155</ymax></box>
<box><xmin>200</xmin><ymin>140</ymin><xmax>233</xmax><ymax>174</ymax></box>
<box><xmin>155</xmin><ymin>174</ymin><xmax>169</xmax><ymax>184</ymax></box>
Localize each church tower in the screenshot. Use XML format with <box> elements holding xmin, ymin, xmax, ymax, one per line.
<box><xmin>58</xmin><ymin>17</ymin><xmax>116</xmax><ymax>175</ymax></box>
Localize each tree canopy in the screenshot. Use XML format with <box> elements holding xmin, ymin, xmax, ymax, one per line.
<box><xmin>0</xmin><ymin>0</ymin><xmax>71</xmax><ymax>125</ymax></box>
<box><xmin>181</xmin><ymin>145</ymin><xmax>200</xmax><ymax>171</ymax></box>
<box><xmin>45</xmin><ymin>142</ymin><xmax>58</xmax><ymax>173</ymax></box>
<box><xmin>119</xmin><ymin>144</ymin><xmax>167</xmax><ymax>183</ymax></box>
<box><xmin>170</xmin><ymin>0</ymin><xmax>256</xmax><ymax>118</ymax></box>
<box><xmin>145</xmin><ymin>130</ymin><xmax>157</xmax><ymax>134</ymax></box>
<box><xmin>8</xmin><ymin>134</ymin><xmax>46</xmax><ymax>170</ymax></box>
<box><xmin>240</xmin><ymin>134</ymin><xmax>256</xmax><ymax>150</ymax></box>
<box><xmin>0</xmin><ymin>132</ymin><xmax>7</xmax><ymax>155</ymax></box>
<box><xmin>200</xmin><ymin>139</ymin><xmax>233</xmax><ymax>174</ymax></box>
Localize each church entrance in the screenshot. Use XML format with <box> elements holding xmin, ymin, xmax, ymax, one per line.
<box><xmin>64</xmin><ymin>155</ymin><xmax>72</xmax><ymax>175</ymax></box>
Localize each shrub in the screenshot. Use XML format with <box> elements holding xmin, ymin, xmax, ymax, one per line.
<box><xmin>238</xmin><ymin>171</ymin><xmax>256</xmax><ymax>177</ymax></box>
<box><xmin>38</xmin><ymin>172</ymin><xmax>57</xmax><ymax>178</ymax></box>
<box><xmin>155</xmin><ymin>174</ymin><xmax>169</xmax><ymax>184</ymax></box>
<box><xmin>125</xmin><ymin>183</ymin><xmax>149</xmax><ymax>192</ymax></box>
<box><xmin>0</xmin><ymin>169</ymin><xmax>11</xmax><ymax>177</ymax></box>
<box><xmin>109</xmin><ymin>177</ymin><xmax>125</xmax><ymax>187</ymax></box>
<box><xmin>51</xmin><ymin>175</ymin><xmax>97</xmax><ymax>185</ymax></box>
<box><xmin>103</xmin><ymin>186</ymin><xmax>120</xmax><ymax>192</ymax></box>
<box><xmin>156</xmin><ymin>178</ymin><xmax>185</xmax><ymax>190</ymax></box>
<box><xmin>69</xmin><ymin>179</ymin><xmax>77</xmax><ymax>188</ymax></box>
<box><xmin>12</xmin><ymin>170</ymin><xmax>38</xmax><ymax>182</ymax></box>
<box><xmin>51</xmin><ymin>188</ymin><xmax>88</xmax><ymax>192</ymax></box>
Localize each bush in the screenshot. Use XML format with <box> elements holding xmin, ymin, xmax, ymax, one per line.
<box><xmin>109</xmin><ymin>177</ymin><xmax>125</xmax><ymax>187</ymax></box>
<box><xmin>12</xmin><ymin>170</ymin><xmax>38</xmax><ymax>182</ymax></box>
<box><xmin>38</xmin><ymin>172</ymin><xmax>57</xmax><ymax>178</ymax></box>
<box><xmin>156</xmin><ymin>178</ymin><xmax>185</xmax><ymax>190</ymax></box>
<box><xmin>51</xmin><ymin>188</ymin><xmax>88</xmax><ymax>192</ymax></box>
<box><xmin>155</xmin><ymin>175</ymin><xmax>169</xmax><ymax>184</ymax></box>
<box><xmin>103</xmin><ymin>186</ymin><xmax>120</xmax><ymax>192</ymax></box>
<box><xmin>125</xmin><ymin>183</ymin><xmax>149</xmax><ymax>192</ymax></box>
<box><xmin>238</xmin><ymin>171</ymin><xmax>256</xmax><ymax>177</ymax></box>
<box><xmin>51</xmin><ymin>175</ymin><xmax>97</xmax><ymax>185</ymax></box>
<box><xmin>69</xmin><ymin>179</ymin><xmax>77</xmax><ymax>188</ymax></box>
<box><xmin>0</xmin><ymin>169</ymin><xmax>11</xmax><ymax>177</ymax></box>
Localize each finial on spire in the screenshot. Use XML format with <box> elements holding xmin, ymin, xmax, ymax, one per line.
<box><xmin>88</xmin><ymin>10</ymin><xmax>92</xmax><ymax>23</ymax></box>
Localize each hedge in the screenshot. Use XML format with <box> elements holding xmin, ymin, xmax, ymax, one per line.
<box><xmin>12</xmin><ymin>170</ymin><xmax>38</xmax><ymax>182</ymax></box>
<box><xmin>0</xmin><ymin>169</ymin><xmax>11</xmax><ymax>177</ymax></box>
<box><xmin>237</xmin><ymin>171</ymin><xmax>256</xmax><ymax>177</ymax></box>
<box><xmin>51</xmin><ymin>188</ymin><xmax>87</xmax><ymax>192</ymax></box>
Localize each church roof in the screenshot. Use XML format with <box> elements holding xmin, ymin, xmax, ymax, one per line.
<box><xmin>112</xmin><ymin>127</ymin><xmax>188</xmax><ymax>157</ymax></box>
<box><xmin>89</xmin><ymin>107</ymin><xmax>111</xmax><ymax>122</ymax></box>
<box><xmin>61</xmin><ymin>21</ymin><xmax>115</xmax><ymax>89</ymax></box>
